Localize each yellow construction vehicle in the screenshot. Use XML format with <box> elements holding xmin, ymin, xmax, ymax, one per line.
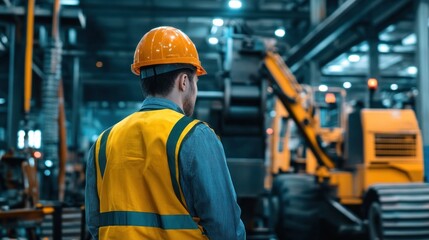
<box><xmin>264</xmin><ymin>51</ymin><xmax>427</xmax><ymax>240</ymax></box>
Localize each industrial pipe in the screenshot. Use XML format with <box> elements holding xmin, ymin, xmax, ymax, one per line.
<box><xmin>24</xmin><ymin>0</ymin><xmax>35</xmax><ymax>114</ymax></box>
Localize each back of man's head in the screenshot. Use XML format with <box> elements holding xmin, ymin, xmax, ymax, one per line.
<box><xmin>140</xmin><ymin>68</ymin><xmax>196</xmax><ymax>97</ymax></box>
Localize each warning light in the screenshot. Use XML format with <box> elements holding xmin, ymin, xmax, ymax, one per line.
<box><xmin>325</xmin><ymin>93</ymin><xmax>336</xmax><ymax>104</ymax></box>
<box><xmin>33</xmin><ymin>151</ymin><xmax>42</xmax><ymax>159</ymax></box>
<box><xmin>367</xmin><ymin>78</ymin><xmax>378</xmax><ymax>90</ymax></box>
<box><xmin>266</xmin><ymin>128</ymin><xmax>274</xmax><ymax>135</ymax></box>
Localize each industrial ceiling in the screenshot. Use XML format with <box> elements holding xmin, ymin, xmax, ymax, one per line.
<box><xmin>0</xmin><ymin>0</ymin><xmax>420</xmax><ymax>140</ymax></box>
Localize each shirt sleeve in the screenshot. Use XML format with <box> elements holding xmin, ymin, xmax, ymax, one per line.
<box><xmin>179</xmin><ymin>124</ymin><xmax>246</xmax><ymax>240</ymax></box>
<box><xmin>85</xmin><ymin>144</ymin><xmax>100</xmax><ymax>240</ymax></box>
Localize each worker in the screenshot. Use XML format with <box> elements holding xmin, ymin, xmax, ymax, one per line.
<box><xmin>85</xmin><ymin>26</ymin><xmax>246</xmax><ymax>239</ymax></box>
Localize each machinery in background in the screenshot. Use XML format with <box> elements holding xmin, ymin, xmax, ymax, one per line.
<box><xmin>0</xmin><ymin>1</ymin><xmax>87</xmax><ymax>238</ymax></box>
<box><xmin>203</xmin><ymin>30</ymin><xmax>428</xmax><ymax>240</ymax></box>
<box><xmin>264</xmin><ymin>50</ymin><xmax>427</xmax><ymax>240</ymax></box>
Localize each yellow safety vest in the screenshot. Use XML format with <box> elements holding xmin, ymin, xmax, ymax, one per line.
<box><xmin>94</xmin><ymin>107</ymin><xmax>209</xmax><ymax>239</ymax></box>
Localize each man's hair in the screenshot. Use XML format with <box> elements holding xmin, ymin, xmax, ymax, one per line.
<box><xmin>140</xmin><ymin>68</ymin><xmax>196</xmax><ymax>96</ymax></box>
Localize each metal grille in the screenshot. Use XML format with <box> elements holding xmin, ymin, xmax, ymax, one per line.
<box><xmin>374</xmin><ymin>134</ymin><xmax>417</xmax><ymax>157</ymax></box>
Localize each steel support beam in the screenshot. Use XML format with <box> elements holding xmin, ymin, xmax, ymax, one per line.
<box><xmin>71</xmin><ymin>57</ymin><xmax>81</xmax><ymax>149</ymax></box>
<box><xmin>286</xmin><ymin>0</ymin><xmax>411</xmax><ymax>72</ymax></box>
<box><xmin>307</xmin><ymin>61</ymin><xmax>321</xmax><ymax>85</ymax></box>
<box><xmin>81</xmin><ymin>5</ymin><xmax>307</xmax><ymax>20</ymax></box>
<box><xmin>0</xmin><ymin>6</ymin><xmax>85</xmax><ymax>27</ymax></box>
<box><xmin>310</xmin><ymin>0</ymin><xmax>326</xmax><ymax>27</ymax></box>
<box><xmin>6</xmin><ymin>24</ymin><xmax>24</xmax><ymax>149</ymax></box>
<box><xmin>367</xmin><ymin>25</ymin><xmax>380</xmax><ymax>108</ymax></box>
<box><xmin>416</xmin><ymin>0</ymin><xmax>429</xmax><ymax>181</ymax></box>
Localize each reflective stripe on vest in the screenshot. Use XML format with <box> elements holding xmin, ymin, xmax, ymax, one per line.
<box><xmin>99</xmin><ymin>211</ymin><xmax>199</xmax><ymax>229</ymax></box>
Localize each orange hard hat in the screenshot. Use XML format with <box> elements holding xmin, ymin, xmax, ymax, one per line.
<box><xmin>131</xmin><ymin>26</ymin><xmax>207</xmax><ymax>77</ymax></box>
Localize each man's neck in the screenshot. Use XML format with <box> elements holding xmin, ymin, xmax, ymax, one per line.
<box><xmin>153</xmin><ymin>93</ymin><xmax>184</xmax><ymax>112</ymax></box>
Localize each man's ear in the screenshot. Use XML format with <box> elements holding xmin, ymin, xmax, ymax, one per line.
<box><xmin>177</xmin><ymin>73</ymin><xmax>188</xmax><ymax>92</ymax></box>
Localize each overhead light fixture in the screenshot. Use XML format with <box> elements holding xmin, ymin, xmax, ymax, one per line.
<box><xmin>359</xmin><ymin>43</ymin><xmax>369</xmax><ymax>52</ymax></box>
<box><xmin>274</xmin><ymin>28</ymin><xmax>285</xmax><ymax>38</ymax></box>
<box><xmin>318</xmin><ymin>84</ymin><xmax>328</xmax><ymax>92</ymax></box>
<box><xmin>347</xmin><ymin>54</ymin><xmax>360</xmax><ymax>62</ymax></box>
<box><xmin>1</xmin><ymin>35</ymin><xmax>7</xmax><ymax>44</ymax></box>
<box><xmin>328</xmin><ymin>65</ymin><xmax>343</xmax><ymax>72</ymax></box>
<box><xmin>45</xmin><ymin>159</ymin><xmax>54</xmax><ymax>168</ymax></box>
<box><xmin>343</xmin><ymin>82</ymin><xmax>352</xmax><ymax>89</ymax></box>
<box><xmin>212</xmin><ymin>18</ymin><xmax>224</xmax><ymax>27</ymax></box>
<box><xmin>61</xmin><ymin>0</ymin><xmax>79</xmax><ymax>5</ymax></box>
<box><xmin>390</xmin><ymin>83</ymin><xmax>398</xmax><ymax>91</ymax></box>
<box><xmin>378</xmin><ymin>44</ymin><xmax>390</xmax><ymax>53</ymax></box>
<box><xmin>385</xmin><ymin>24</ymin><xmax>395</xmax><ymax>32</ymax></box>
<box><xmin>228</xmin><ymin>0</ymin><xmax>242</xmax><ymax>9</ymax></box>
<box><xmin>406</xmin><ymin>66</ymin><xmax>418</xmax><ymax>75</ymax></box>
<box><xmin>402</xmin><ymin>33</ymin><xmax>416</xmax><ymax>45</ymax></box>
<box><xmin>340</xmin><ymin>59</ymin><xmax>350</xmax><ymax>67</ymax></box>
<box><xmin>208</xmin><ymin>37</ymin><xmax>219</xmax><ymax>45</ymax></box>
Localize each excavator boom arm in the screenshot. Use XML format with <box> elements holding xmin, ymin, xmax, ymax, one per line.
<box><xmin>263</xmin><ymin>51</ymin><xmax>335</xmax><ymax>169</ymax></box>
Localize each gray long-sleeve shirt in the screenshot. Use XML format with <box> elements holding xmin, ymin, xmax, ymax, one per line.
<box><xmin>85</xmin><ymin>97</ymin><xmax>246</xmax><ymax>240</ymax></box>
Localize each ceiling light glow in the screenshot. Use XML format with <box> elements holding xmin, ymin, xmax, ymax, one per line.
<box><xmin>340</xmin><ymin>59</ymin><xmax>350</xmax><ymax>67</ymax></box>
<box><xmin>212</xmin><ymin>18</ymin><xmax>224</xmax><ymax>27</ymax></box>
<box><xmin>328</xmin><ymin>65</ymin><xmax>343</xmax><ymax>72</ymax></box>
<box><xmin>61</xmin><ymin>0</ymin><xmax>79</xmax><ymax>5</ymax></box>
<box><xmin>402</xmin><ymin>33</ymin><xmax>416</xmax><ymax>45</ymax></box>
<box><xmin>347</xmin><ymin>54</ymin><xmax>360</xmax><ymax>62</ymax></box>
<box><xmin>390</xmin><ymin>83</ymin><xmax>398</xmax><ymax>91</ymax></box>
<box><xmin>228</xmin><ymin>0</ymin><xmax>242</xmax><ymax>9</ymax></box>
<box><xmin>378</xmin><ymin>44</ymin><xmax>390</xmax><ymax>53</ymax></box>
<box><xmin>406</xmin><ymin>66</ymin><xmax>418</xmax><ymax>75</ymax></box>
<box><xmin>208</xmin><ymin>37</ymin><xmax>219</xmax><ymax>45</ymax></box>
<box><xmin>343</xmin><ymin>82</ymin><xmax>352</xmax><ymax>89</ymax></box>
<box><xmin>274</xmin><ymin>28</ymin><xmax>286</xmax><ymax>37</ymax></box>
<box><xmin>318</xmin><ymin>85</ymin><xmax>328</xmax><ymax>92</ymax></box>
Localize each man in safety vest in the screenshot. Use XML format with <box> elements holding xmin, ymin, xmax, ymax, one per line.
<box><xmin>85</xmin><ymin>26</ymin><xmax>246</xmax><ymax>239</ymax></box>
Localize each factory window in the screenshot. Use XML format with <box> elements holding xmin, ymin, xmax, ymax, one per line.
<box><xmin>17</xmin><ymin>130</ymin><xmax>41</xmax><ymax>149</ymax></box>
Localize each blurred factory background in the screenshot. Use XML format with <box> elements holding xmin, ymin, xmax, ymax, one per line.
<box><xmin>1</xmin><ymin>0</ymin><xmax>429</xmax><ymax>239</ymax></box>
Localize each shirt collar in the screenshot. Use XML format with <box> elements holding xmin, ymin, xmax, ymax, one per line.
<box><xmin>140</xmin><ymin>97</ymin><xmax>184</xmax><ymax>114</ymax></box>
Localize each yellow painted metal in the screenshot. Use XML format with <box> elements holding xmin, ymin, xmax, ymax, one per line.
<box><xmin>330</xmin><ymin>171</ymin><xmax>354</xmax><ymax>199</ymax></box>
<box><xmin>264</xmin><ymin>51</ymin><xmax>334</xmax><ymax>169</ymax></box>
<box><xmin>316</xmin><ymin>166</ymin><xmax>331</xmax><ymax>183</ymax></box>
<box><xmin>24</xmin><ymin>0</ymin><xmax>35</xmax><ymax>113</ymax></box>
<box><xmin>270</xmin><ymin>99</ymin><xmax>291</xmax><ymax>174</ymax></box>
<box><xmin>306</xmin><ymin>149</ymin><xmax>317</xmax><ymax>174</ymax></box>
<box><xmin>361</xmin><ymin>109</ymin><xmax>423</xmax><ymax>165</ymax></box>
<box><xmin>353</xmin><ymin>163</ymin><xmax>424</xmax><ymax>199</ymax></box>
<box><xmin>339</xmin><ymin>198</ymin><xmax>362</xmax><ymax>205</ymax></box>
<box><xmin>42</xmin><ymin>207</ymin><xmax>54</xmax><ymax>214</ymax></box>
<box><xmin>349</xmin><ymin>109</ymin><xmax>424</xmax><ymax>199</ymax></box>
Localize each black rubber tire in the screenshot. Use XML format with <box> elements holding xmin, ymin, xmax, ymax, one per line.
<box><xmin>272</xmin><ymin>174</ymin><xmax>321</xmax><ymax>240</ymax></box>
<box><xmin>368</xmin><ymin>202</ymin><xmax>382</xmax><ymax>240</ymax></box>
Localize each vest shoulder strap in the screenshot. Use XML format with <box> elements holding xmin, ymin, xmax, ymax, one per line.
<box><xmin>97</xmin><ymin>126</ymin><xmax>113</xmax><ymax>179</ymax></box>
<box><xmin>166</xmin><ymin>116</ymin><xmax>201</xmax><ymax>208</ymax></box>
